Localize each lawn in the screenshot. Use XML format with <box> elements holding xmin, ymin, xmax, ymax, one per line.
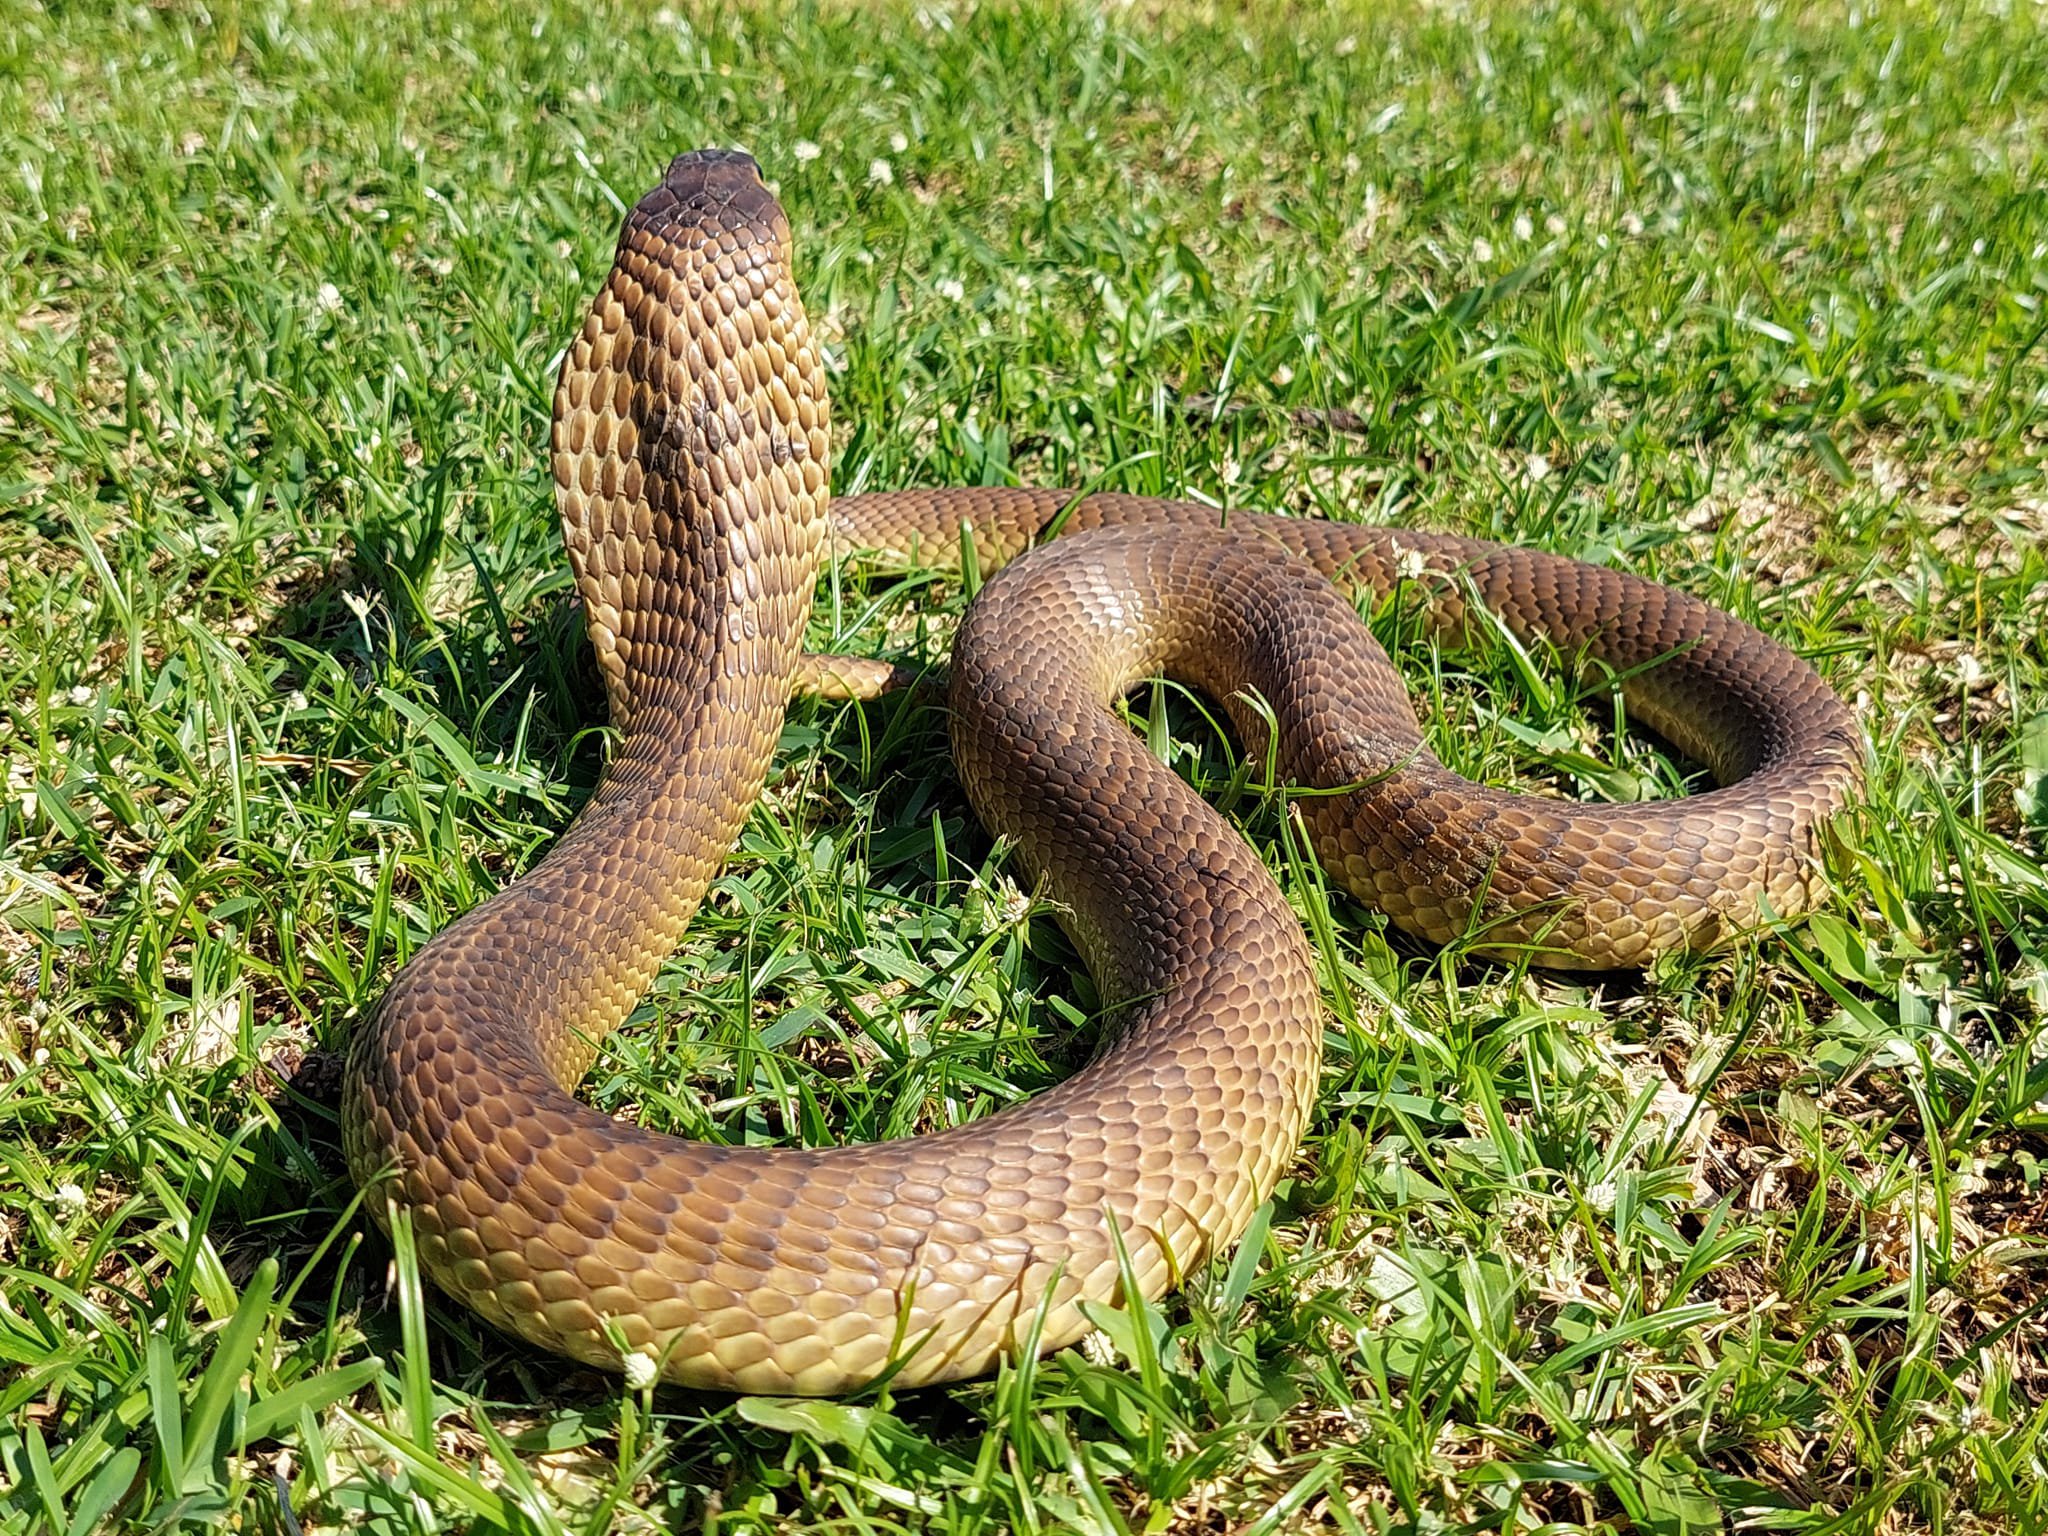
<box><xmin>3</xmin><ymin>0</ymin><xmax>2046</xmax><ymax>1529</ymax></box>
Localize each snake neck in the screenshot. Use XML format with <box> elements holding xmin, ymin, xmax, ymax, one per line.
<box><xmin>353</xmin><ymin>151</ymin><xmax>830</xmax><ymax>1131</ymax></box>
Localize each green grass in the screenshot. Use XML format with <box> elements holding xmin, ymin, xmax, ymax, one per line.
<box><xmin>3</xmin><ymin>0</ymin><xmax>2046</xmax><ymax>1529</ymax></box>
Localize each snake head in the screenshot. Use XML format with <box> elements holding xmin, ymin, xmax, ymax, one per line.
<box><xmin>640</xmin><ymin>149</ymin><xmax>793</xmax><ymax>254</ymax></box>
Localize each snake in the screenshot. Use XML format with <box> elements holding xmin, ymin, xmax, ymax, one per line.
<box><xmin>341</xmin><ymin>149</ymin><xmax>1862</xmax><ymax>1395</ymax></box>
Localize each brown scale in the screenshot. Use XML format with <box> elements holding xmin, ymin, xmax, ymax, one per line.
<box><xmin>344</xmin><ymin>150</ymin><xmax>1862</xmax><ymax>1394</ymax></box>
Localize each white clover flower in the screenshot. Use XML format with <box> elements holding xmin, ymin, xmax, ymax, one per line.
<box><xmin>793</xmin><ymin>140</ymin><xmax>821</xmax><ymax>164</ymax></box>
<box><xmin>1393</xmin><ymin>543</ymin><xmax>1427</xmax><ymax>581</ymax></box>
<box><xmin>995</xmin><ymin>880</ymin><xmax>1031</xmax><ymax>930</ymax></box>
<box><xmin>1079</xmin><ymin>1329</ymin><xmax>1117</xmax><ymax>1366</ymax></box>
<box><xmin>315</xmin><ymin>282</ymin><xmax>343</xmax><ymax>315</ymax></box>
<box><xmin>868</xmin><ymin>158</ymin><xmax>893</xmax><ymax>187</ymax></box>
<box><xmin>934</xmin><ymin>277</ymin><xmax>964</xmax><ymax>302</ymax></box>
<box><xmin>1526</xmin><ymin>454</ymin><xmax>1552</xmax><ymax>483</ymax></box>
<box><xmin>55</xmin><ymin>1183</ymin><xmax>87</xmax><ymax>1216</ymax></box>
<box><xmin>620</xmin><ymin>1348</ymin><xmax>660</xmax><ymax>1390</ymax></box>
<box><xmin>1512</xmin><ymin>212</ymin><xmax>1533</xmax><ymax>241</ymax></box>
<box><xmin>68</xmin><ymin>684</ymin><xmax>92</xmax><ymax>706</ymax></box>
<box><xmin>1473</xmin><ymin>237</ymin><xmax>1494</xmax><ymax>262</ymax></box>
<box><xmin>889</xmin><ymin>131</ymin><xmax>909</xmax><ymax>154</ymax></box>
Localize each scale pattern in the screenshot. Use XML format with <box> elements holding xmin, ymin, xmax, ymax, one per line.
<box><xmin>342</xmin><ymin>152</ymin><xmax>1862</xmax><ymax>1394</ymax></box>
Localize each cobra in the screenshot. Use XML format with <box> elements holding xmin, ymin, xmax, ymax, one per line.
<box><xmin>343</xmin><ymin>149</ymin><xmax>1861</xmax><ymax>1394</ymax></box>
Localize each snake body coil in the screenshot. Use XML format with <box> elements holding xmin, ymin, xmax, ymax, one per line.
<box><xmin>343</xmin><ymin>151</ymin><xmax>1862</xmax><ymax>1394</ymax></box>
